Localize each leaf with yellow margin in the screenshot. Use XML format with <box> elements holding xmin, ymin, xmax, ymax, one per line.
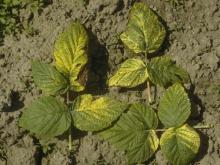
<box><xmin>71</xmin><ymin>94</ymin><xmax>128</xmax><ymax>131</ymax></box>
<box><xmin>120</xmin><ymin>2</ymin><xmax>166</xmax><ymax>54</ymax></box>
<box><xmin>54</xmin><ymin>21</ymin><xmax>88</xmax><ymax>92</ymax></box>
<box><xmin>100</xmin><ymin>103</ymin><xmax>159</xmax><ymax>164</ymax></box>
<box><xmin>160</xmin><ymin>124</ymin><xmax>200</xmax><ymax>165</ymax></box>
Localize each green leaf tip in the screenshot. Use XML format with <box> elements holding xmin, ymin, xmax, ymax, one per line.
<box><xmin>31</xmin><ymin>60</ymin><xmax>68</xmax><ymax>95</ymax></box>
<box><xmin>100</xmin><ymin>103</ymin><xmax>159</xmax><ymax>164</ymax></box>
<box><xmin>109</xmin><ymin>58</ymin><xmax>148</xmax><ymax>88</ymax></box>
<box><xmin>53</xmin><ymin>20</ymin><xmax>88</xmax><ymax>92</ymax></box>
<box><xmin>19</xmin><ymin>96</ymin><xmax>71</xmax><ymax>139</ymax></box>
<box><xmin>147</xmin><ymin>56</ymin><xmax>190</xmax><ymax>87</ymax></box>
<box><xmin>71</xmin><ymin>94</ymin><xmax>128</xmax><ymax>131</ymax></box>
<box><xmin>160</xmin><ymin>124</ymin><xmax>200</xmax><ymax>165</ymax></box>
<box><xmin>158</xmin><ymin>83</ymin><xmax>191</xmax><ymax>127</ymax></box>
<box><xmin>120</xmin><ymin>2</ymin><xmax>166</xmax><ymax>54</ymax></box>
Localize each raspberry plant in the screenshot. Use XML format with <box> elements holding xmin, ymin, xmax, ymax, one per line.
<box><xmin>99</xmin><ymin>3</ymin><xmax>210</xmax><ymax>165</ymax></box>
<box><xmin>18</xmin><ymin>21</ymin><xmax>128</xmax><ymax>151</ymax></box>
<box><xmin>18</xmin><ymin>3</ymin><xmax>210</xmax><ymax>165</ymax></box>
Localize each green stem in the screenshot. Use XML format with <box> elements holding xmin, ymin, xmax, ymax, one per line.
<box><xmin>66</xmin><ymin>91</ymin><xmax>72</xmax><ymax>152</ymax></box>
<box><xmin>144</xmin><ymin>51</ymin><xmax>152</xmax><ymax>104</ymax></box>
<box><xmin>193</xmin><ymin>124</ymin><xmax>213</xmax><ymax>129</ymax></box>
<box><xmin>154</xmin><ymin>124</ymin><xmax>212</xmax><ymax>133</ymax></box>
<box><xmin>68</xmin><ymin>127</ymin><xmax>72</xmax><ymax>151</ymax></box>
<box><xmin>147</xmin><ymin>80</ymin><xmax>152</xmax><ymax>104</ymax></box>
<box><xmin>155</xmin><ymin>128</ymin><xmax>166</xmax><ymax>132</ymax></box>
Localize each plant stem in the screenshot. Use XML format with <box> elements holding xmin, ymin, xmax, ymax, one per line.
<box><xmin>66</xmin><ymin>91</ymin><xmax>72</xmax><ymax>152</ymax></box>
<box><xmin>147</xmin><ymin>80</ymin><xmax>152</xmax><ymax>104</ymax></box>
<box><xmin>154</xmin><ymin>124</ymin><xmax>213</xmax><ymax>133</ymax></box>
<box><xmin>144</xmin><ymin>51</ymin><xmax>152</xmax><ymax>104</ymax></box>
<box><xmin>68</xmin><ymin>127</ymin><xmax>72</xmax><ymax>151</ymax></box>
<box><xmin>155</xmin><ymin>128</ymin><xmax>166</xmax><ymax>132</ymax></box>
<box><xmin>193</xmin><ymin>124</ymin><xmax>213</xmax><ymax>129</ymax></box>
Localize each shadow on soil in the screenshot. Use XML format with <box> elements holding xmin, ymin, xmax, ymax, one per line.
<box><xmin>2</xmin><ymin>91</ymin><xmax>24</xmax><ymax>112</ymax></box>
<box><xmin>188</xmin><ymin>84</ymin><xmax>209</xmax><ymax>162</ymax></box>
<box><xmin>85</xmin><ymin>29</ymin><xmax>109</xmax><ymax>96</ymax></box>
<box><xmin>193</xmin><ymin>130</ymin><xmax>209</xmax><ymax>163</ymax></box>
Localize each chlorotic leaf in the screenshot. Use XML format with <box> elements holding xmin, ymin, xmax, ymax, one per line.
<box><xmin>160</xmin><ymin>124</ymin><xmax>200</xmax><ymax>165</ymax></box>
<box><xmin>100</xmin><ymin>103</ymin><xmax>159</xmax><ymax>164</ymax></box>
<box><xmin>71</xmin><ymin>94</ymin><xmax>128</xmax><ymax>131</ymax></box>
<box><xmin>109</xmin><ymin>58</ymin><xmax>148</xmax><ymax>88</ymax></box>
<box><xmin>158</xmin><ymin>83</ymin><xmax>191</xmax><ymax>127</ymax></box>
<box><xmin>120</xmin><ymin>2</ymin><xmax>166</xmax><ymax>54</ymax></box>
<box><xmin>19</xmin><ymin>96</ymin><xmax>71</xmax><ymax>139</ymax></box>
<box><xmin>147</xmin><ymin>56</ymin><xmax>189</xmax><ymax>87</ymax></box>
<box><xmin>54</xmin><ymin>20</ymin><xmax>88</xmax><ymax>92</ymax></box>
<box><xmin>32</xmin><ymin>60</ymin><xmax>68</xmax><ymax>95</ymax></box>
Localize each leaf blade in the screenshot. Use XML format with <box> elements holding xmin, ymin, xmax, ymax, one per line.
<box><xmin>109</xmin><ymin>58</ymin><xmax>148</xmax><ymax>88</ymax></box>
<box><xmin>19</xmin><ymin>96</ymin><xmax>71</xmax><ymax>139</ymax></box>
<box><xmin>32</xmin><ymin>60</ymin><xmax>68</xmax><ymax>95</ymax></box>
<box><xmin>147</xmin><ymin>56</ymin><xmax>189</xmax><ymax>87</ymax></box>
<box><xmin>71</xmin><ymin>94</ymin><xmax>128</xmax><ymax>131</ymax></box>
<box><xmin>158</xmin><ymin>83</ymin><xmax>191</xmax><ymax>127</ymax></box>
<box><xmin>100</xmin><ymin>103</ymin><xmax>159</xmax><ymax>164</ymax></box>
<box><xmin>54</xmin><ymin>21</ymin><xmax>88</xmax><ymax>92</ymax></box>
<box><xmin>160</xmin><ymin>124</ymin><xmax>200</xmax><ymax>165</ymax></box>
<box><xmin>120</xmin><ymin>2</ymin><xmax>166</xmax><ymax>54</ymax></box>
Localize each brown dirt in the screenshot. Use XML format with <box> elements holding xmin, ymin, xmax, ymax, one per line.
<box><xmin>0</xmin><ymin>0</ymin><xmax>219</xmax><ymax>164</ymax></box>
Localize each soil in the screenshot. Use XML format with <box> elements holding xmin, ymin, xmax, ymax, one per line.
<box><xmin>0</xmin><ymin>0</ymin><xmax>220</xmax><ymax>165</ymax></box>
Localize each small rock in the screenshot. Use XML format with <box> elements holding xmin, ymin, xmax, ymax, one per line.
<box><xmin>201</xmin><ymin>52</ymin><xmax>219</xmax><ymax>71</ymax></box>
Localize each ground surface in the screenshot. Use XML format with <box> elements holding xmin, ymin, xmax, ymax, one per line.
<box><xmin>0</xmin><ymin>0</ymin><xmax>220</xmax><ymax>165</ymax></box>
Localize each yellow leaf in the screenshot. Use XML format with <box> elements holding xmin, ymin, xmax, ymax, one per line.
<box><xmin>160</xmin><ymin>124</ymin><xmax>200</xmax><ymax>165</ymax></box>
<box><xmin>121</xmin><ymin>2</ymin><xmax>166</xmax><ymax>54</ymax></box>
<box><xmin>54</xmin><ymin>21</ymin><xmax>88</xmax><ymax>92</ymax></box>
<box><xmin>71</xmin><ymin>94</ymin><xmax>128</xmax><ymax>131</ymax></box>
<box><xmin>109</xmin><ymin>58</ymin><xmax>148</xmax><ymax>88</ymax></box>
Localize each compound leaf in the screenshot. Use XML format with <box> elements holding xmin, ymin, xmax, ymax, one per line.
<box><xmin>100</xmin><ymin>103</ymin><xmax>159</xmax><ymax>164</ymax></box>
<box><xmin>54</xmin><ymin>20</ymin><xmax>88</xmax><ymax>92</ymax></box>
<box><xmin>19</xmin><ymin>96</ymin><xmax>71</xmax><ymax>139</ymax></box>
<box><xmin>71</xmin><ymin>94</ymin><xmax>128</xmax><ymax>131</ymax></box>
<box><xmin>147</xmin><ymin>56</ymin><xmax>189</xmax><ymax>87</ymax></box>
<box><xmin>32</xmin><ymin>60</ymin><xmax>68</xmax><ymax>95</ymax></box>
<box><xmin>158</xmin><ymin>83</ymin><xmax>191</xmax><ymax>127</ymax></box>
<box><xmin>120</xmin><ymin>2</ymin><xmax>166</xmax><ymax>54</ymax></box>
<box><xmin>160</xmin><ymin>124</ymin><xmax>200</xmax><ymax>165</ymax></box>
<box><xmin>109</xmin><ymin>58</ymin><xmax>148</xmax><ymax>88</ymax></box>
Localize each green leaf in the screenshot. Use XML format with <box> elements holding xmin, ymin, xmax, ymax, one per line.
<box><xmin>160</xmin><ymin>124</ymin><xmax>200</xmax><ymax>165</ymax></box>
<box><xmin>120</xmin><ymin>2</ymin><xmax>166</xmax><ymax>54</ymax></box>
<box><xmin>158</xmin><ymin>83</ymin><xmax>191</xmax><ymax>127</ymax></box>
<box><xmin>32</xmin><ymin>60</ymin><xmax>68</xmax><ymax>95</ymax></box>
<box><xmin>147</xmin><ymin>56</ymin><xmax>189</xmax><ymax>87</ymax></box>
<box><xmin>109</xmin><ymin>58</ymin><xmax>148</xmax><ymax>88</ymax></box>
<box><xmin>100</xmin><ymin>103</ymin><xmax>159</xmax><ymax>164</ymax></box>
<box><xmin>19</xmin><ymin>96</ymin><xmax>71</xmax><ymax>139</ymax></box>
<box><xmin>71</xmin><ymin>94</ymin><xmax>128</xmax><ymax>131</ymax></box>
<box><xmin>54</xmin><ymin>20</ymin><xmax>88</xmax><ymax>92</ymax></box>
